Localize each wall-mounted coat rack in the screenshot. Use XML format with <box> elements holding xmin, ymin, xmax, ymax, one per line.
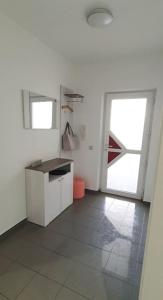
<box><xmin>64</xmin><ymin>93</ymin><xmax>84</xmax><ymax>103</ymax></box>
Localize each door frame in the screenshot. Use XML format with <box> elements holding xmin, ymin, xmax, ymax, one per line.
<box><xmin>100</xmin><ymin>90</ymin><xmax>155</xmax><ymax>200</ymax></box>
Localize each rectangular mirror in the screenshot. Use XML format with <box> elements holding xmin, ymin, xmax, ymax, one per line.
<box><xmin>23</xmin><ymin>90</ymin><xmax>57</xmax><ymax>129</ymax></box>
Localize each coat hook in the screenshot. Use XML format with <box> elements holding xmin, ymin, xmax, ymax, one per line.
<box><xmin>61</xmin><ymin>105</ymin><xmax>73</xmax><ymax>112</ymax></box>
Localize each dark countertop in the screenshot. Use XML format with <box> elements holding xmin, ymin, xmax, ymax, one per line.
<box><xmin>25</xmin><ymin>158</ymin><xmax>73</xmax><ymax>173</ymax></box>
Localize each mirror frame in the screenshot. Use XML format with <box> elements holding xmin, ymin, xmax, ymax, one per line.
<box><xmin>22</xmin><ymin>90</ymin><xmax>57</xmax><ymax>129</ymax></box>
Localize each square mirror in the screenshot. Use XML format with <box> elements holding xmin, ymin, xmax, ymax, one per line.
<box><xmin>23</xmin><ymin>90</ymin><xmax>57</xmax><ymax>129</ymax></box>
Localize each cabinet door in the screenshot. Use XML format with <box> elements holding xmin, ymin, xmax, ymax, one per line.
<box><xmin>46</xmin><ymin>178</ymin><xmax>61</xmax><ymax>225</ymax></box>
<box><xmin>61</xmin><ymin>172</ymin><xmax>73</xmax><ymax>211</ymax></box>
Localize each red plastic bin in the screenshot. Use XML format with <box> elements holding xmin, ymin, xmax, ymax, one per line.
<box><xmin>73</xmin><ymin>177</ymin><xmax>85</xmax><ymax>200</ymax></box>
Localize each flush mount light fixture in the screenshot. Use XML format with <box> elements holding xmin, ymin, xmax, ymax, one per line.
<box><xmin>87</xmin><ymin>8</ymin><xmax>113</xmax><ymax>28</ymax></box>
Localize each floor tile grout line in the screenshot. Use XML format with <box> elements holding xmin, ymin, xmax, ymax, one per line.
<box><xmin>48</xmin><ymin>206</ymin><xmax>147</xmax><ymax>233</ymax></box>
<box><xmin>0</xmin><ymin>254</ymin><xmax>64</xmax><ymax>291</ymax></box>
<box><xmin>0</xmin><ymin>224</ymin><xmax>145</xmax><ymax>275</ymax></box>
<box><xmin>51</xmin><ymin>250</ymin><xmax>111</xmax><ymax>273</ymax></box>
<box><xmin>0</xmin><ymin>246</ymin><xmax>110</xmax><ymax>289</ymax></box>
<box><xmin>0</xmin><ymin>291</ymin><xmax>10</xmax><ymax>300</ymax></box>
<box><xmin>0</xmin><ymin>240</ymin><xmax>111</xmax><ymax>279</ymax></box>
<box><xmin>0</xmin><ymin>242</ymin><xmax>141</xmax><ymax>293</ymax></box>
<box><xmin>65</xmin><ymin>198</ymin><xmax>119</xmax><ymax>215</ymax></box>
<box><xmin>24</xmin><ymin>220</ymin><xmax>146</xmax><ymax>245</ymax></box>
<box><xmin>14</xmin><ymin>229</ymin><xmax>115</xmax><ymax>254</ymax></box>
<box><xmin>14</xmin><ymin>271</ymin><xmax>36</xmax><ymax>300</ymax></box>
<box><xmin>101</xmin><ymin>250</ymin><xmax>111</xmax><ymax>272</ymax></box>
<box><xmin>53</xmin><ymin>284</ymin><xmax>63</xmax><ymax>300</ymax></box>
<box><xmin>0</xmin><ymin>244</ymin><xmax>139</xmax><ymax>297</ymax></box>
<box><xmin>0</xmin><ymin>256</ymin><xmax>15</xmax><ymax>278</ymax></box>
<box><xmin>60</xmin><ymin>212</ymin><xmax>104</xmax><ymax>224</ymax></box>
<box><xmin>62</xmin><ymin>272</ymin><xmax>138</xmax><ymax>300</ymax></box>
<box><xmin>49</xmin><ymin>217</ymin><xmax>105</xmax><ymax>233</ymax></box>
<box><xmin>18</xmin><ymin>231</ymin><xmax>114</xmax><ymax>255</ymax></box>
<box><xmin>17</xmin><ymin>250</ymin><xmax>109</xmax><ymax>281</ymax></box>
<box><xmin>12</xmin><ymin>201</ymin><xmax>147</xmax><ymax>240</ymax></box>
<box><xmin>101</xmin><ymin>270</ymin><xmax>141</xmax><ymax>288</ymax></box>
<box><xmin>6</xmin><ymin>258</ymin><xmax>65</xmax><ymax>288</ymax></box>
<box><xmin>65</xmin><ymin>201</ymin><xmax>134</xmax><ymax>222</ymax></box>
<box><xmin>66</xmin><ymin>207</ymin><xmax>106</xmax><ymax>220</ymax></box>
<box><xmin>9</xmin><ymin>221</ymin><xmax>145</xmax><ymax>265</ymax></box>
<box><xmin>63</xmin><ymin>283</ymin><xmax>92</xmax><ymax>300</ymax></box>
<box><xmin>56</xmin><ymin>285</ymin><xmax>90</xmax><ymax>300</ymax></box>
<box><xmin>46</xmin><ymin>225</ymin><xmax>145</xmax><ymax>248</ymax></box>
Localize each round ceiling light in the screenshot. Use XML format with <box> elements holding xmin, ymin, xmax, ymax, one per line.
<box><xmin>87</xmin><ymin>8</ymin><xmax>113</xmax><ymax>28</ymax></box>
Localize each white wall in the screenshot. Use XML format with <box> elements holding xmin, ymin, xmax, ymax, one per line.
<box><xmin>0</xmin><ymin>12</ymin><xmax>76</xmax><ymax>235</ymax></box>
<box><xmin>139</xmin><ymin>120</ymin><xmax>163</xmax><ymax>300</ymax></box>
<box><xmin>73</xmin><ymin>54</ymin><xmax>163</xmax><ymax>202</ymax></box>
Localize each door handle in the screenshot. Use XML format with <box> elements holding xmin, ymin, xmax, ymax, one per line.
<box><xmin>104</xmin><ymin>146</ymin><xmax>109</xmax><ymax>151</ymax></box>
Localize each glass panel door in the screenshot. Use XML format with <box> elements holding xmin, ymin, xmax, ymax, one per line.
<box><xmin>101</xmin><ymin>92</ymin><xmax>153</xmax><ymax>199</ymax></box>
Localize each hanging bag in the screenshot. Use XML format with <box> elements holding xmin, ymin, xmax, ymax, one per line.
<box><xmin>62</xmin><ymin>122</ymin><xmax>79</xmax><ymax>151</ymax></box>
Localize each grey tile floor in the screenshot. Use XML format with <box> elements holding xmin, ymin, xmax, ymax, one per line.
<box><xmin>0</xmin><ymin>192</ymin><xmax>149</xmax><ymax>300</ymax></box>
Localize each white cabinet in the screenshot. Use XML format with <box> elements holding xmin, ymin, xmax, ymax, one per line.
<box><xmin>25</xmin><ymin>159</ymin><xmax>73</xmax><ymax>227</ymax></box>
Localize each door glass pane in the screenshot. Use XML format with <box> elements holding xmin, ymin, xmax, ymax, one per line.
<box><xmin>110</xmin><ymin>98</ymin><xmax>147</xmax><ymax>150</ymax></box>
<box><xmin>108</xmin><ymin>151</ymin><xmax>121</xmax><ymax>163</ymax></box>
<box><xmin>32</xmin><ymin>101</ymin><xmax>53</xmax><ymax>129</ymax></box>
<box><xmin>107</xmin><ymin>154</ymin><xmax>140</xmax><ymax>193</ymax></box>
<box><xmin>109</xmin><ymin>136</ymin><xmax>121</xmax><ymax>149</ymax></box>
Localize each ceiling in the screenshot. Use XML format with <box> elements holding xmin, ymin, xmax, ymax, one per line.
<box><xmin>0</xmin><ymin>0</ymin><xmax>163</xmax><ymax>63</ymax></box>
